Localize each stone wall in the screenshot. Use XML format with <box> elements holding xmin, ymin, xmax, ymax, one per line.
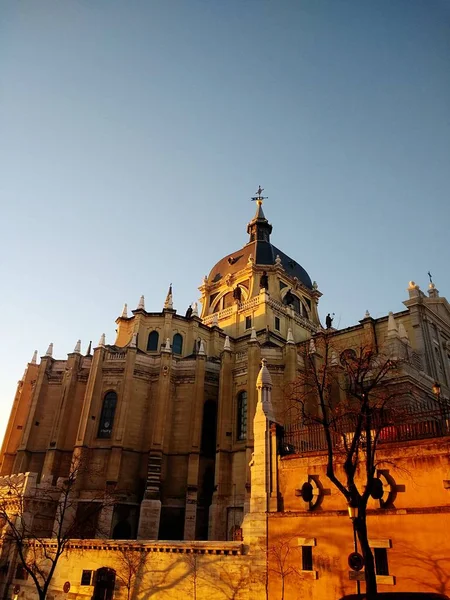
<box><xmin>7</xmin><ymin>540</ymin><xmax>266</xmax><ymax>600</ymax></box>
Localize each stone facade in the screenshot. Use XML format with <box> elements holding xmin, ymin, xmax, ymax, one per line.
<box><xmin>1</xmin><ymin>198</ymin><xmax>450</xmax><ymax>599</ymax></box>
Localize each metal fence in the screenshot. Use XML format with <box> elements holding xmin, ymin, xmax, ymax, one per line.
<box><xmin>282</xmin><ymin>405</ymin><xmax>450</xmax><ymax>455</ymax></box>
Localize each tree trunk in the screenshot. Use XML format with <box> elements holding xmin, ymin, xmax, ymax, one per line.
<box><xmin>355</xmin><ymin>509</ymin><xmax>377</xmax><ymax>600</ymax></box>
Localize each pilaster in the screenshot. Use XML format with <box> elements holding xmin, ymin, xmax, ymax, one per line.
<box><xmin>209</xmin><ymin>345</ymin><xmax>234</xmax><ymax>540</ymax></box>
<box><xmin>41</xmin><ymin>351</ymin><xmax>83</xmax><ymax>482</ymax></box>
<box><xmin>138</xmin><ymin>348</ymin><xmax>172</xmax><ymax>539</ymax></box>
<box><xmin>0</xmin><ymin>360</ymin><xmax>39</xmax><ymax>475</ymax></box>
<box><xmin>13</xmin><ymin>355</ymin><xmax>53</xmax><ymax>474</ymax></box>
<box><xmin>184</xmin><ymin>353</ymin><xmax>206</xmax><ymax>540</ymax></box>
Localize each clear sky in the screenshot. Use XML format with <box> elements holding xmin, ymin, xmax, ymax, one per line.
<box><xmin>1</xmin><ymin>0</ymin><xmax>449</xmax><ymax>443</ymax></box>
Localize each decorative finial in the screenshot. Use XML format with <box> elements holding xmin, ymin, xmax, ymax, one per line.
<box><xmin>164</xmin><ymin>337</ymin><xmax>171</xmax><ymax>352</ymax></box>
<box><xmin>164</xmin><ymin>284</ymin><xmax>173</xmax><ymax>310</ymax></box>
<box><xmin>224</xmin><ymin>336</ymin><xmax>231</xmax><ymax>351</ymax></box>
<box><xmin>121</xmin><ymin>303</ymin><xmax>128</xmax><ymax>318</ymax></box>
<box><xmin>256</xmin><ymin>357</ymin><xmax>273</xmax><ymax>388</ymax></box>
<box><xmin>312</xmin><ymin>281</ymin><xmax>318</xmax><ymax>290</ymax></box>
<box><xmin>85</xmin><ymin>341</ymin><xmax>92</xmax><ymax>356</ymax></box>
<box><xmin>250</xmin><ymin>327</ymin><xmax>257</xmax><ymax>342</ymax></box>
<box><xmin>198</xmin><ymin>340</ymin><xmax>206</xmax><ymax>356</ymax></box>
<box><xmin>275</xmin><ymin>254</ymin><xmax>282</xmax><ymax>266</ymax></box>
<box><xmin>31</xmin><ymin>350</ymin><xmax>38</xmax><ymax>364</ymax></box>
<box><xmin>98</xmin><ymin>333</ymin><xmax>106</xmax><ymax>347</ymax></box>
<box><xmin>251</xmin><ymin>185</ymin><xmax>268</xmax><ymax>205</ymax></box>
<box><xmin>364</xmin><ymin>310</ymin><xmax>371</xmax><ymax>319</ymax></box>
<box><xmin>428</xmin><ymin>271</ymin><xmax>433</xmax><ymax>284</ymax></box>
<box><xmin>211</xmin><ymin>313</ymin><xmax>219</xmax><ymax>327</ymax></box>
<box><xmin>192</xmin><ymin>302</ymin><xmax>198</xmax><ymax>317</ymax></box>
<box><xmin>73</xmin><ymin>340</ymin><xmax>81</xmax><ymax>354</ymax></box>
<box><xmin>129</xmin><ymin>332</ymin><xmax>137</xmax><ymax>348</ymax></box>
<box><xmin>45</xmin><ymin>343</ymin><xmax>53</xmax><ymax>358</ymax></box>
<box><xmin>137</xmin><ymin>295</ymin><xmax>145</xmax><ymax>310</ymax></box>
<box><xmin>286</xmin><ymin>328</ymin><xmax>294</xmax><ymax>344</ymax></box>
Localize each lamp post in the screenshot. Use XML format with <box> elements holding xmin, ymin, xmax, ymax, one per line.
<box><xmin>348</xmin><ymin>503</ymin><xmax>361</xmax><ymax>597</ymax></box>
<box><xmin>432</xmin><ymin>382</ymin><xmax>447</xmax><ymax>435</ymax></box>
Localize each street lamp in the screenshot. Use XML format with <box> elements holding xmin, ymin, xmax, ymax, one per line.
<box><xmin>432</xmin><ymin>381</ymin><xmax>447</xmax><ymax>434</ymax></box>
<box><xmin>348</xmin><ymin>503</ymin><xmax>361</xmax><ymax>597</ymax></box>
<box><xmin>432</xmin><ymin>382</ymin><xmax>441</xmax><ymax>398</ymax></box>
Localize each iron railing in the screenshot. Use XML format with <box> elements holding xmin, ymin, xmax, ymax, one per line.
<box><xmin>282</xmin><ymin>405</ymin><xmax>450</xmax><ymax>455</ymax></box>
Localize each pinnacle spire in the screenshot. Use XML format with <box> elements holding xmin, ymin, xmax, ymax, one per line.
<box><xmin>98</xmin><ymin>333</ymin><xmax>106</xmax><ymax>347</ymax></box>
<box><xmin>137</xmin><ymin>295</ymin><xmax>145</xmax><ymax>311</ymax></box>
<box><xmin>31</xmin><ymin>350</ymin><xmax>38</xmax><ymax>364</ymax></box>
<box><xmin>286</xmin><ymin>328</ymin><xmax>294</xmax><ymax>344</ymax></box>
<box><xmin>121</xmin><ymin>303</ymin><xmax>128</xmax><ymax>318</ymax></box>
<box><xmin>73</xmin><ymin>340</ymin><xmax>81</xmax><ymax>354</ymax></box>
<box><xmin>256</xmin><ymin>358</ymin><xmax>273</xmax><ymax>389</ymax></box>
<box><xmin>224</xmin><ymin>335</ymin><xmax>231</xmax><ymax>352</ymax></box>
<box><xmin>387</xmin><ymin>312</ymin><xmax>399</xmax><ymax>338</ymax></box>
<box><xmin>247</xmin><ymin>186</ymin><xmax>272</xmax><ymax>243</ymax></box>
<box><xmin>85</xmin><ymin>341</ymin><xmax>92</xmax><ymax>356</ymax></box>
<box><xmin>164</xmin><ymin>284</ymin><xmax>173</xmax><ymax>310</ymax></box>
<box><xmin>45</xmin><ymin>343</ymin><xmax>53</xmax><ymax>358</ymax></box>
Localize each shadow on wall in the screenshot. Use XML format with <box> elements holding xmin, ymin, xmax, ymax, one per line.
<box><xmin>395</xmin><ymin>542</ymin><xmax>450</xmax><ymax>596</ymax></box>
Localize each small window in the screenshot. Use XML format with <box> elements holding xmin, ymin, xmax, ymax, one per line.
<box><xmin>302</xmin><ymin>546</ymin><xmax>313</xmax><ymax>571</ymax></box>
<box><xmin>97</xmin><ymin>391</ymin><xmax>117</xmax><ymax>439</ymax></box>
<box><xmin>81</xmin><ymin>570</ymin><xmax>93</xmax><ymax>586</ymax></box>
<box><xmin>237</xmin><ymin>391</ymin><xmax>247</xmax><ymax>440</ymax></box>
<box><xmin>147</xmin><ymin>330</ymin><xmax>159</xmax><ymax>351</ymax></box>
<box><xmin>172</xmin><ymin>333</ymin><xmax>183</xmax><ymax>355</ymax></box>
<box><xmin>274</xmin><ymin>317</ymin><xmax>280</xmax><ymax>331</ymax></box>
<box><xmin>374</xmin><ymin>548</ymin><xmax>389</xmax><ymax>576</ymax></box>
<box><xmin>245</xmin><ymin>316</ymin><xmax>252</xmax><ymax>330</ymax></box>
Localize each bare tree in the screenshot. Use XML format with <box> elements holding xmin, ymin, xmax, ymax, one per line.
<box><xmin>287</xmin><ymin>332</ymin><xmax>413</xmax><ymax>599</ymax></box>
<box><xmin>115</xmin><ymin>545</ymin><xmax>148</xmax><ymax>600</ymax></box>
<box><xmin>268</xmin><ymin>535</ymin><xmax>301</xmax><ymax>600</ymax></box>
<box><xmin>0</xmin><ymin>460</ymin><xmax>117</xmax><ymax>600</ymax></box>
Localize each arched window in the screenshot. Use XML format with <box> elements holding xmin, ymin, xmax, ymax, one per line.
<box><xmin>172</xmin><ymin>333</ymin><xmax>183</xmax><ymax>355</ymax></box>
<box><xmin>237</xmin><ymin>391</ymin><xmax>247</xmax><ymax>441</ymax></box>
<box><xmin>147</xmin><ymin>330</ymin><xmax>159</xmax><ymax>351</ymax></box>
<box><xmin>97</xmin><ymin>391</ymin><xmax>117</xmax><ymax>439</ymax></box>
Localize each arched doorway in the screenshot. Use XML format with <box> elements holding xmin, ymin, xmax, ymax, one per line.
<box><xmin>93</xmin><ymin>567</ymin><xmax>116</xmax><ymax>600</ymax></box>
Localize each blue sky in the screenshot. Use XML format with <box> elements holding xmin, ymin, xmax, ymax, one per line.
<box><xmin>1</xmin><ymin>0</ymin><xmax>449</xmax><ymax>442</ymax></box>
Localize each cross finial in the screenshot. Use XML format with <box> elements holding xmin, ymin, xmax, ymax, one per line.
<box><xmin>428</xmin><ymin>271</ymin><xmax>433</xmax><ymax>284</ymax></box>
<box><xmin>251</xmin><ymin>185</ymin><xmax>268</xmax><ymax>203</ymax></box>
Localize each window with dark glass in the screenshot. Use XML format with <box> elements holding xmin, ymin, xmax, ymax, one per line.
<box><xmin>374</xmin><ymin>548</ymin><xmax>389</xmax><ymax>576</ymax></box>
<box><xmin>275</xmin><ymin>317</ymin><xmax>280</xmax><ymax>331</ymax></box>
<box><xmin>245</xmin><ymin>316</ymin><xmax>252</xmax><ymax>330</ymax></box>
<box><xmin>172</xmin><ymin>333</ymin><xmax>183</xmax><ymax>355</ymax></box>
<box><xmin>302</xmin><ymin>546</ymin><xmax>313</xmax><ymax>571</ymax></box>
<box><xmin>81</xmin><ymin>570</ymin><xmax>93</xmax><ymax>586</ymax></box>
<box><xmin>147</xmin><ymin>330</ymin><xmax>159</xmax><ymax>351</ymax></box>
<box><xmin>97</xmin><ymin>392</ymin><xmax>117</xmax><ymax>439</ymax></box>
<box><xmin>237</xmin><ymin>391</ymin><xmax>247</xmax><ymax>440</ymax></box>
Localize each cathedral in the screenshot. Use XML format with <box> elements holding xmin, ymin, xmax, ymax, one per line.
<box><xmin>0</xmin><ymin>191</ymin><xmax>323</xmax><ymax>543</ymax></box>
<box><xmin>1</xmin><ymin>191</ymin><xmax>450</xmax><ymax>600</ymax></box>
